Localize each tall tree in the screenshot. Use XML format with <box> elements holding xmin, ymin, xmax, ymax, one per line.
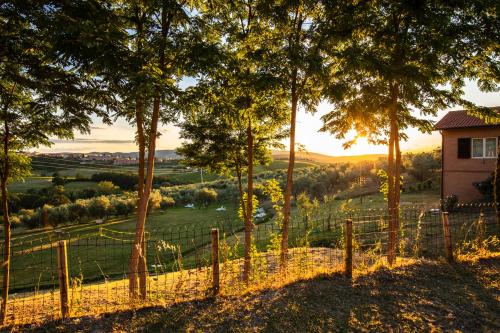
<box><xmin>0</xmin><ymin>1</ymin><xmax>111</xmax><ymax>323</ymax></box>
<box><xmin>55</xmin><ymin>0</ymin><xmax>203</xmax><ymax>297</ymax></box>
<box><xmin>259</xmin><ymin>0</ymin><xmax>344</xmax><ymax>265</ymax></box>
<box><xmin>180</xmin><ymin>0</ymin><xmax>289</xmax><ymax>282</ymax></box>
<box><xmin>320</xmin><ymin>0</ymin><xmax>494</xmax><ymax>264</ymax></box>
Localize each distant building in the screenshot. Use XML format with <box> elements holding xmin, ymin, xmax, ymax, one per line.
<box><xmin>113</xmin><ymin>157</ymin><xmax>138</xmax><ymax>165</ymax></box>
<box><xmin>434</xmin><ymin>109</ymin><xmax>500</xmax><ymax>202</ymax></box>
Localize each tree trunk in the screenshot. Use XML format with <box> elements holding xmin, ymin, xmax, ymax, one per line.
<box><xmin>281</xmin><ymin>76</ymin><xmax>298</xmax><ymax>266</ymax></box>
<box><xmin>134</xmin><ymin>5</ymin><xmax>148</xmax><ymax>298</ymax></box>
<box><xmin>0</xmin><ymin>178</ymin><xmax>10</xmax><ymax>325</ymax></box>
<box><xmin>135</xmin><ymin>96</ymin><xmax>148</xmax><ymax>299</ymax></box>
<box><xmin>387</xmin><ymin>120</ymin><xmax>395</xmax><ymax>265</ymax></box>
<box><xmin>394</xmin><ymin>124</ymin><xmax>401</xmax><ymax>252</ymax></box>
<box><xmin>495</xmin><ymin>142</ymin><xmax>500</xmax><ymax>229</ymax></box>
<box><xmin>0</xmin><ymin>121</ymin><xmax>9</xmax><ymax>324</ymax></box>
<box><xmin>387</xmin><ymin>84</ymin><xmax>399</xmax><ymax>265</ymax></box>
<box><xmin>129</xmin><ymin>0</ymin><xmax>167</xmax><ymax>298</ymax></box>
<box><xmin>243</xmin><ymin>118</ymin><xmax>254</xmax><ymax>283</ymax></box>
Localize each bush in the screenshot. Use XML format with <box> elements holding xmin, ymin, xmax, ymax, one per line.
<box><xmin>148</xmin><ymin>190</ymin><xmax>162</xmax><ymax>212</ymax></box>
<box><xmin>113</xmin><ymin>198</ymin><xmax>135</xmax><ymax>216</ymax></box>
<box><xmin>160</xmin><ymin>196</ymin><xmax>176</xmax><ymax>210</ymax></box>
<box><xmin>68</xmin><ymin>201</ymin><xmax>89</xmax><ymax>223</ymax></box>
<box><xmin>48</xmin><ymin>205</ymin><xmax>69</xmax><ymax>226</ymax></box>
<box><xmin>97</xmin><ymin>181</ymin><xmax>119</xmax><ymax>195</ymax></box>
<box><xmin>19</xmin><ymin>209</ymin><xmax>40</xmax><ymax>229</ymax></box>
<box><xmin>52</xmin><ymin>176</ymin><xmax>66</xmax><ymax>186</ymax></box>
<box><xmin>88</xmin><ymin>196</ymin><xmax>111</xmax><ymax>219</ymax></box>
<box><xmin>194</xmin><ymin>188</ymin><xmax>218</xmax><ymax>207</ymax></box>
<box><xmin>9</xmin><ymin>215</ymin><xmax>21</xmax><ymax>229</ymax></box>
<box><xmin>442</xmin><ymin>194</ymin><xmax>458</xmax><ymax>213</ymax></box>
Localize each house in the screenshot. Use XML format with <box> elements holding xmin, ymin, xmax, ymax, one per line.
<box><xmin>434</xmin><ymin>109</ymin><xmax>500</xmax><ymax>202</ymax></box>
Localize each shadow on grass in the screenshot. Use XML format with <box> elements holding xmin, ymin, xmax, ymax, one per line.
<box><xmin>6</xmin><ymin>256</ymin><xmax>500</xmax><ymax>333</ymax></box>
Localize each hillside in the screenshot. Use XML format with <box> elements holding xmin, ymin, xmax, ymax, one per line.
<box><xmin>10</xmin><ymin>255</ymin><xmax>500</xmax><ymax>332</ymax></box>
<box><xmin>272</xmin><ymin>150</ymin><xmax>386</xmax><ymax>164</ymax></box>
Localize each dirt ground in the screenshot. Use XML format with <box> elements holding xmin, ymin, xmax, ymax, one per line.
<box><xmin>5</xmin><ymin>252</ymin><xmax>499</xmax><ymax>333</ymax></box>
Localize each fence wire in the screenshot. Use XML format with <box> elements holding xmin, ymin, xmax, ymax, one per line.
<box><xmin>1</xmin><ymin>203</ymin><xmax>498</xmax><ymax>325</ymax></box>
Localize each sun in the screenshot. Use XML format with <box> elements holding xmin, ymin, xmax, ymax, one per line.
<box><xmin>344</xmin><ymin>137</ymin><xmax>385</xmax><ymax>156</ymax></box>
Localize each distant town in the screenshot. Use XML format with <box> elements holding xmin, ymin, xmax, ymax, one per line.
<box><xmin>25</xmin><ymin>150</ymin><xmax>182</xmax><ymax>166</ymax></box>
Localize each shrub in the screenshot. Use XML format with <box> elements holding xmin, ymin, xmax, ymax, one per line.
<box><xmin>160</xmin><ymin>196</ymin><xmax>176</xmax><ymax>210</ymax></box>
<box><xmin>52</xmin><ymin>176</ymin><xmax>65</xmax><ymax>186</ymax></box>
<box><xmin>97</xmin><ymin>181</ymin><xmax>119</xmax><ymax>195</ymax></box>
<box><xmin>48</xmin><ymin>205</ymin><xmax>69</xmax><ymax>226</ymax></box>
<box><xmin>9</xmin><ymin>215</ymin><xmax>21</xmax><ymax>229</ymax></box>
<box><xmin>113</xmin><ymin>198</ymin><xmax>135</xmax><ymax>216</ymax></box>
<box><xmin>148</xmin><ymin>190</ymin><xmax>162</xmax><ymax>212</ymax></box>
<box><xmin>194</xmin><ymin>188</ymin><xmax>218</xmax><ymax>207</ymax></box>
<box><xmin>442</xmin><ymin>194</ymin><xmax>458</xmax><ymax>213</ymax></box>
<box><xmin>88</xmin><ymin>196</ymin><xmax>111</xmax><ymax>219</ymax></box>
<box><xmin>68</xmin><ymin>201</ymin><xmax>89</xmax><ymax>223</ymax></box>
<box><xmin>19</xmin><ymin>209</ymin><xmax>40</xmax><ymax>229</ymax></box>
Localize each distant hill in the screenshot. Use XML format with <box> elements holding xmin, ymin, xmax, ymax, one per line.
<box><xmin>271</xmin><ymin>150</ymin><xmax>385</xmax><ymax>164</ymax></box>
<box><xmin>85</xmin><ymin>150</ymin><xmax>181</xmax><ymax>159</ymax></box>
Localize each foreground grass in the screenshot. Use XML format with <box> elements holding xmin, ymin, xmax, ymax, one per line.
<box><xmin>8</xmin><ymin>254</ymin><xmax>499</xmax><ymax>332</ymax></box>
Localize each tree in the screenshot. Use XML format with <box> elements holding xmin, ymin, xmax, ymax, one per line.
<box><xmin>404</xmin><ymin>151</ymin><xmax>440</xmax><ymax>182</ymax></box>
<box><xmin>258</xmin><ymin>0</ymin><xmax>340</xmax><ymax>266</ymax></box>
<box><xmin>320</xmin><ymin>0</ymin><xmax>495</xmax><ymax>265</ymax></box>
<box><xmin>178</xmin><ymin>0</ymin><xmax>288</xmax><ymax>281</ymax></box>
<box><xmin>0</xmin><ymin>2</ymin><xmax>110</xmax><ymax>323</ymax></box>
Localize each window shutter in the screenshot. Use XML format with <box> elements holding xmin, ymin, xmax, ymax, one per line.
<box><xmin>457</xmin><ymin>138</ymin><xmax>471</xmax><ymax>159</ymax></box>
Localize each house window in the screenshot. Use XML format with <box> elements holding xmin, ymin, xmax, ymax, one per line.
<box><xmin>471</xmin><ymin>137</ymin><xmax>497</xmax><ymax>158</ymax></box>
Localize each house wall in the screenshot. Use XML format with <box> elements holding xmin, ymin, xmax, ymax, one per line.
<box><xmin>442</xmin><ymin>126</ymin><xmax>500</xmax><ymax>202</ymax></box>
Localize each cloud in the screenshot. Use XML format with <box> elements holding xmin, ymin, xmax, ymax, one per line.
<box><xmin>91</xmin><ymin>126</ymin><xmax>107</xmax><ymax>130</ymax></box>
<box><xmin>51</xmin><ymin>138</ymin><xmax>134</xmax><ymax>144</ymax></box>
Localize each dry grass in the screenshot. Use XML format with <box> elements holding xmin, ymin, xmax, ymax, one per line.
<box><xmin>4</xmin><ymin>250</ymin><xmax>499</xmax><ymax>332</ymax></box>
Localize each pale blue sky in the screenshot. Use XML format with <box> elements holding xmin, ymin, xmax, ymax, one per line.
<box><xmin>41</xmin><ymin>80</ymin><xmax>499</xmax><ymax>156</ymax></box>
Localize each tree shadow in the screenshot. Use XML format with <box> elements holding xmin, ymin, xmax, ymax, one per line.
<box><xmin>5</xmin><ymin>257</ymin><xmax>500</xmax><ymax>332</ymax></box>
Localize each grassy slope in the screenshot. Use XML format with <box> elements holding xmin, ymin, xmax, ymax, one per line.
<box><xmin>11</xmin><ymin>255</ymin><xmax>500</xmax><ymax>332</ymax></box>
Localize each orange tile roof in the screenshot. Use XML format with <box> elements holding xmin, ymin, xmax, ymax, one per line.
<box><xmin>434</xmin><ymin>109</ymin><xmax>500</xmax><ymax>130</ymax></box>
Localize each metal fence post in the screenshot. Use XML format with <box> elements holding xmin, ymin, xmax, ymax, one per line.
<box><xmin>57</xmin><ymin>240</ymin><xmax>70</xmax><ymax>319</ymax></box>
<box><xmin>344</xmin><ymin>219</ymin><xmax>353</xmax><ymax>278</ymax></box>
<box><xmin>211</xmin><ymin>228</ymin><xmax>220</xmax><ymax>295</ymax></box>
<box><xmin>441</xmin><ymin>212</ymin><xmax>454</xmax><ymax>263</ymax></box>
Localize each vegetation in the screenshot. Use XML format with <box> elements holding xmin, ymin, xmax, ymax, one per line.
<box><xmin>0</xmin><ymin>0</ymin><xmax>498</xmax><ymax>328</ymax></box>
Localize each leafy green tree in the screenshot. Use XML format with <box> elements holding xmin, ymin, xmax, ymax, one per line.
<box><xmin>320</xmin><ymin>0</ymin><xmax>497</xmax><ymax>265</ymax></box>
<box><xmin>0</xmin><ymin>2</ymin><xmax>111</xmax><ymax>322</ymax></box>
<box><xmin>179</xmin><ymin>0</ymin><xmax>288</xmax><ymax>281</ymax></box>
<box><xmin>403</xmin><ymin>152</ymin><xmax>440</xmax><ymax>182</ymax></box>
<box><xmin>258</xmin><ymin>0</ymin><xmax>348</xmax><ymax>265</ymax></box>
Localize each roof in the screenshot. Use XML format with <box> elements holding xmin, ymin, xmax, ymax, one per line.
<box><xmin>434</xmin><ymin>109</ymin><xmax>500</xmax><ymax>130</ymax></box>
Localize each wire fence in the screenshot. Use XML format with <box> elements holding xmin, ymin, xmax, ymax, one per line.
<box><xmin>1</xmin><ymin>203</ymin><xmax>499</xmax><ymax>325</ymax></box>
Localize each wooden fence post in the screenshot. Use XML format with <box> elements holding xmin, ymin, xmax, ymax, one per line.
<box><xmin>57</xmin><ymin>240</ymin><xmax>70</xmax><ymax>319</ymax></box>
<box><xmin>344</xmin><ymin>219</ymin><xmax>353</xmax><ymax>278</ymax></box>
<box><xmin>441</xmin><ymin>212</ymin><xmax>453</xmax><ymax>263</ymax></box>
<box><xmin>211</xmin><ymin>228</ymin><xmax>220</xmax><ymax>295</ymax></box>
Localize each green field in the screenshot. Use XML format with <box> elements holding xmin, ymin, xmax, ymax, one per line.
<box><xmin>3</xmin><ymin>188</ymin><xmax>453</xmax><ymax>293</ymax></box>
<box><xmin>8</xmin><ymin>179</ymin><xmax>100</xmax><ymax>195</ymax></box>
<box><xmin>8</xmin><ymin>177</ymin><xmax>53</xmax><ymax>193</ymax></box>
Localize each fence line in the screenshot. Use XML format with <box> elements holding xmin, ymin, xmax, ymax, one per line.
<box><xmin>0</xmin><ymin>203</ymin><xmax>498</xmax><ymax>325</ymax></box>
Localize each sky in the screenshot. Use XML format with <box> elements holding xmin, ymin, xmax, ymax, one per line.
<box><xmin>40</xmin><ymin>80</ymin><xmax>499</xmax><ymax>156</ymax></box>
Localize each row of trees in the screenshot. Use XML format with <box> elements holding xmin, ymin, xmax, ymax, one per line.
<box><xmin>1</xmin><ymin>0</ymin><xmax>497</xmax><ymax>322</ymax></box>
